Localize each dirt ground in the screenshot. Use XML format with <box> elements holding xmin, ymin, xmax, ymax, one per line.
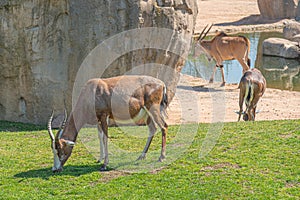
<box><xmin>166</xmin><ymin>0</ymin><xmax>300</xmax><ymax>124</ymax></box>
<box><xmin>195</xmin><ymin>0</ymin><xmax>286</xmax><ymax>34</ymax></box>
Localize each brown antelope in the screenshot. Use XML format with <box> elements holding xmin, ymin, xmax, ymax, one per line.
<box><xmin>48</xmin><ymin>75</ymin><xmax>168</xmax><ymax>172</ymax></box>
<box><xmin>236</xmin><ymin>68</ymin><xmax>266</xmax><ymax>121</ymax></box>
<box><xmin>197</xmin><ymin>24</ymin><xmax>251</xmax><ymax>86</ymax></box>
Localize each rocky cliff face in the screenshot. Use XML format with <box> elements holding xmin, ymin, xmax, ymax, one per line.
<box><xmin>258</xmin><ymin>0</ymin><xmax>299</xmax><ymax>19</ymax></box>
<box><xmin>0</xmin><ymin>0</ymin><xmax>197</xmax><ymax>124</ymax></box>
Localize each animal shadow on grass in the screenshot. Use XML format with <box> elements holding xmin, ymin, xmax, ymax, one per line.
<box><xmin>14</xmin><ymin>164</ymin><xmax>102</xmax><ymax>180</ymax></box>
<box><xmin>0</xmin><ymin>121</ymin><xmax>44</xmax><ymax>132</ymax></box>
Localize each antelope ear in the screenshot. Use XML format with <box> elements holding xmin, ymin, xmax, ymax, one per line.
<box><xmin>61</xmin><ymin>139</ymin><xmax>75</xmax><ymax>147</ymax></box>
<box><xmin>234</xmin><ymin>111</ymin><xmax>245</xmax><ymax>115</ymax></box>
<box><xmin>234</xmin><ymin>111</ymin><xmax>240</xmax><ymax>115</ymax></box>
<box><xmin>65</xmin><ymin>140</ymin><xmax>75</xmax><ymax>146</ymax></box>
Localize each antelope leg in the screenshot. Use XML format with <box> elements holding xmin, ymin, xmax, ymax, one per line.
<box><xmin>97</xmin><ymin>124</ymin><xmax>105</xmax><ymax>163</ymax></box>
<box><xmin>209</xmin><ymin>66</ymin><xmax>218</xmax><ymax>83</ymax></box>
<box><xmin>137</xmin><ymin>118</ymin><xmax>156</xmax><ymax>160</ymax></box>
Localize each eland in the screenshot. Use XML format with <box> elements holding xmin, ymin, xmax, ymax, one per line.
<box><xmin>236</xmin><ymin>68</ymin><xmax>266</xmax><ymax>121</ymax></box>
<box><xmin>47</xmin><ymin>75</ymin><xmax>168</xmax><ymax>172</ymax></box>
<box><xmin>197</xmin><ymin>24</ymin><xmax>251</xmax><ymax>86</ymax></box>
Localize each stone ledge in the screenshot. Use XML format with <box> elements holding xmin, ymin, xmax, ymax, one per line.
<box><xmin>263</xmin><ymin>37</ymin><xmax>300</xmax><ymax>58</ymax></box>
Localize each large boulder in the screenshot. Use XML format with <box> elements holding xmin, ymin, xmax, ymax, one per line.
<box><xmin>0</xmin><ymin>0</ymin><xmax>198</xmax><ymax>124</ymax></box>
<box><xmin>263</xmin><ymin>38</ymin><xmax>300</xmax><ymax>58</ymax></box>
<box><xmin>258</xmin><ymin>0</ymin><xmax>298</xmax><ymax>19</ymax></box>
<box><xmin>283</xmin><ymin>21</ymin><xmax>300</xmax><ymax>42</ymax></box>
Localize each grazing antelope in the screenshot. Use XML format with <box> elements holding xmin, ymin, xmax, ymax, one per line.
<box><xmin>48</xmin><ymin>75</ymin><xmax>168</xmax><ymax>172</ymax></box>
<box><xmin>237</xmin><ymin>68</ymin><xmax>266</xmax><ymax>121</ymax></box>
<box><xmin>197</xmin><ymin>24</ymin><xmax>251</xmax><ymax>86</ymax></box>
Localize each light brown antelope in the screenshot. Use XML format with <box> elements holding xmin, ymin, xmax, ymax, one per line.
<box><xmin>236</xmin><ymin>68</ymin><xmax>266</xmax><ymax>121</ymax></box>
<box><xmin>197</xmin><ymin>24</ymin><xmax>251</xmax><ymax>86</ymax></box>
<box><xmin>48</xmin><ymin>75</ymin><xmax>168</xmax><ymax>172</ymax></box>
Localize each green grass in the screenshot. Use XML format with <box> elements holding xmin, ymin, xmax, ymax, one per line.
<box><xmin>0</xmin><ymin>120</ymin><xmax>299</xmax><ymax>199</ymax></box>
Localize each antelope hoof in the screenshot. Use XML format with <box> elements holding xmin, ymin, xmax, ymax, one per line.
<box><xmin>52</xmin><ymin>168</ymin><xmax>63</xmax><ymax>173</ymax></box>
<box><xmin>220</xmin><ymin>82</ymin><xmax>226</xmax><ymax>87</ymax></box>
<box><xmin>52</xmin><ymin>166</ymin><xmax>63</xmax><ymax>173</ymax></box>
<box><xmin>158</xmin><ymin>155</ymin><xmax>166</xmax><ymax>162</ymax></box>
<box><xmin>100</xmin><ymin>164</ymin><xmax>107</xmax><ymax>171</ymax></box>
<box><xmin>209</xmin><ymin>78</ymin><xmax>214</xmax><ymax>83</ymax></box>
<box><xmin>137</xmin><ymin>153</ymin><xmax>146</xmax><ymax>161</ymax></box>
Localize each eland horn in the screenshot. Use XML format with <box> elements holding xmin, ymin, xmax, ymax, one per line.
<box><xmin>61</xmin><ymin>109</ymin><xmax>67</xmax><ymax>130</ymax></box>
<box><xmin>197</xmin><ymin>24</ymin><xmax>209</xmax><ymax>41</ymax></box>
<box><xmin>48</xmin><ymin>111</ymin><xmax>55</xmax><ymax>141</ymax></box>
<box><xmin>56</xmin><ymin>109</ymin><xmax>68</xmax><ymax>140</ymax></box>
<box><xmin>200</xmin><ymin>23</ymin><xmax>213</xmax><ymax>41</ymax></box>
<box><xmin>198</xmin><ymin>24</ymin><xmax>213</xmax><ymax>41</ymax></box>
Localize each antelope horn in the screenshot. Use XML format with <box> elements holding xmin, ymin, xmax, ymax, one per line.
<box><xmin>200</xmin><ymin>23</ymin><xmax>213</xmax><ymax>41</ymax></box>
<box><xmin>48</xmin><ymin>110</ymin><xmax>55</xmax><ymax>141</ymax></box>
<box><xmin>56</xmin><ymin>109</ymin><xmax>68</xmax><ymax>140</ymax></box>
<box><xmin>61</xmin><ymin>109</ymin><xmax>67</xmax><ymax>130</ymax></box>
<box><xmin>197</xmin><ymin>24</ymin><xmax>209</xmax><ymax>41</ymax></box>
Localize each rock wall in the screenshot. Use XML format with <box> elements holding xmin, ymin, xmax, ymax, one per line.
<box><xmin>258</xmin><ymin>0</ymin><xmax>298</xmax><ymax>19</ymax></box>
<box><xmin>0</xmin><ymin>0</ymin><xmax>198</xmax><ymax>124</ymax></box>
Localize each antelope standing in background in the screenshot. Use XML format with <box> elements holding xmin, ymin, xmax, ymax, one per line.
<box><xmin>197</xmin><ymin>24</ymin><xmax>251</xmax><ymax>86</ymax></box>
<box><xmin>237</xmin><ymin>68</ymin><xmax>266</xmax><ymax>121</ymax></box>
<box><xmin>48</xmin><ymin>75</ymin><xmax>168</xmax><ymax>172</ymax></box>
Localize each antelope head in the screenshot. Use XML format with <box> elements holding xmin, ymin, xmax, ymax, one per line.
<box><xmin>241</xmin><ymin>111</ymin><xmax>252</xmax><ymax>121</ymax></box>
<box><xmin>234</xmin><ymin>110</ymin><xmax>261</xmax><ymax>121</ymax></box>
<box><xmin>196</xmin><ymin>24</ymin><xmax>214</xmax><ymax>61</ymax></box>
<box><xmin>48</xmin><ymin>110</ymin><xmax>75</xmax><ymax>172</ymax></box>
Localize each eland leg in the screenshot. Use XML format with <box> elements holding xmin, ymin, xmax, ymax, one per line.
<box><xmin>238</xmin><ymin>87</ymin><xmax>245</xmax><ymax>122</ymax></box>
<box><xmin>238</xmin><ymin>58</ymin><xmax>250</xmax><ymax>73</ymax></box>
<box><xmin>220</xmin><ymin>65</ymin><xmax>226</xmax><ymax>86</ymax></box>
<box><xmin>99</xmin><ymin>115</ymin><xmax>109</xmax><ymax>171</ymax></box>
<box><xmin>148</xmin><ymin>105</ymin><xmax>168</xmax><ymax>162</ymax></box>
<box><xmin>249</xmin><ymin>102</ymin><xmax>258</xmax><ymax>121</ymax></box>
<box><xmin>159</xmin><ymin>124</ymin><xmax>168</xmax><ymax>162</ymax></box>
<box><xmin>137</xmin><ymin>117</ymin><xmax>157</xmax><ymax>160</ymax></box>
<box><xmin>252</xmin><ymin>107</ymin><xmax>256</xmax><ymax>121</ymax></box>
<box><xmin>97</xmin><ymin>125</ymin><xmax>105</xmax><ymax>163</ymax></box>
<box><xmin>209</xmin><ymin>66</ymin><xmax>218</xmax><ymax>83</ymax></box>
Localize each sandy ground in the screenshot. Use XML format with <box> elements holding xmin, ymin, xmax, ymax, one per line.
<box><xmin>166</xmin><ymin>0</ymin><xmax>300</xmax><ymax>124</ymax></box>
<box><xmin>166</xmin><ymin>75</ymin><xmax>300</xmax><ymax>124</ymax></box>
<box><xmin>195</xmin><ymin>0</ymin><xmax>286</xmax><ymax>34</ymax></box>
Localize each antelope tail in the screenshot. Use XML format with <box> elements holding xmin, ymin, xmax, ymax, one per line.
<box><xmin>247</xmin><ymin>57</ymin><xmax>251</xmax><ymax>67</ymax></box>
<box><xmin>239</xmin><ymin>35</ymin><xmax>251</xmax><ymax>67</ymax></box>
<box><xmin>245</xmin><ymin>37</ymin><xmax>251</xmax><ymax>67</ymax></box>
<box><xmin>160</xmin><ymin>86</ymin><xmax>168</xmax><ymax>118</ymax></box>
<box><xmin>244</xmin><ymin>79</ymin><xmax>254</xmax><ymax>112</ymax></box>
